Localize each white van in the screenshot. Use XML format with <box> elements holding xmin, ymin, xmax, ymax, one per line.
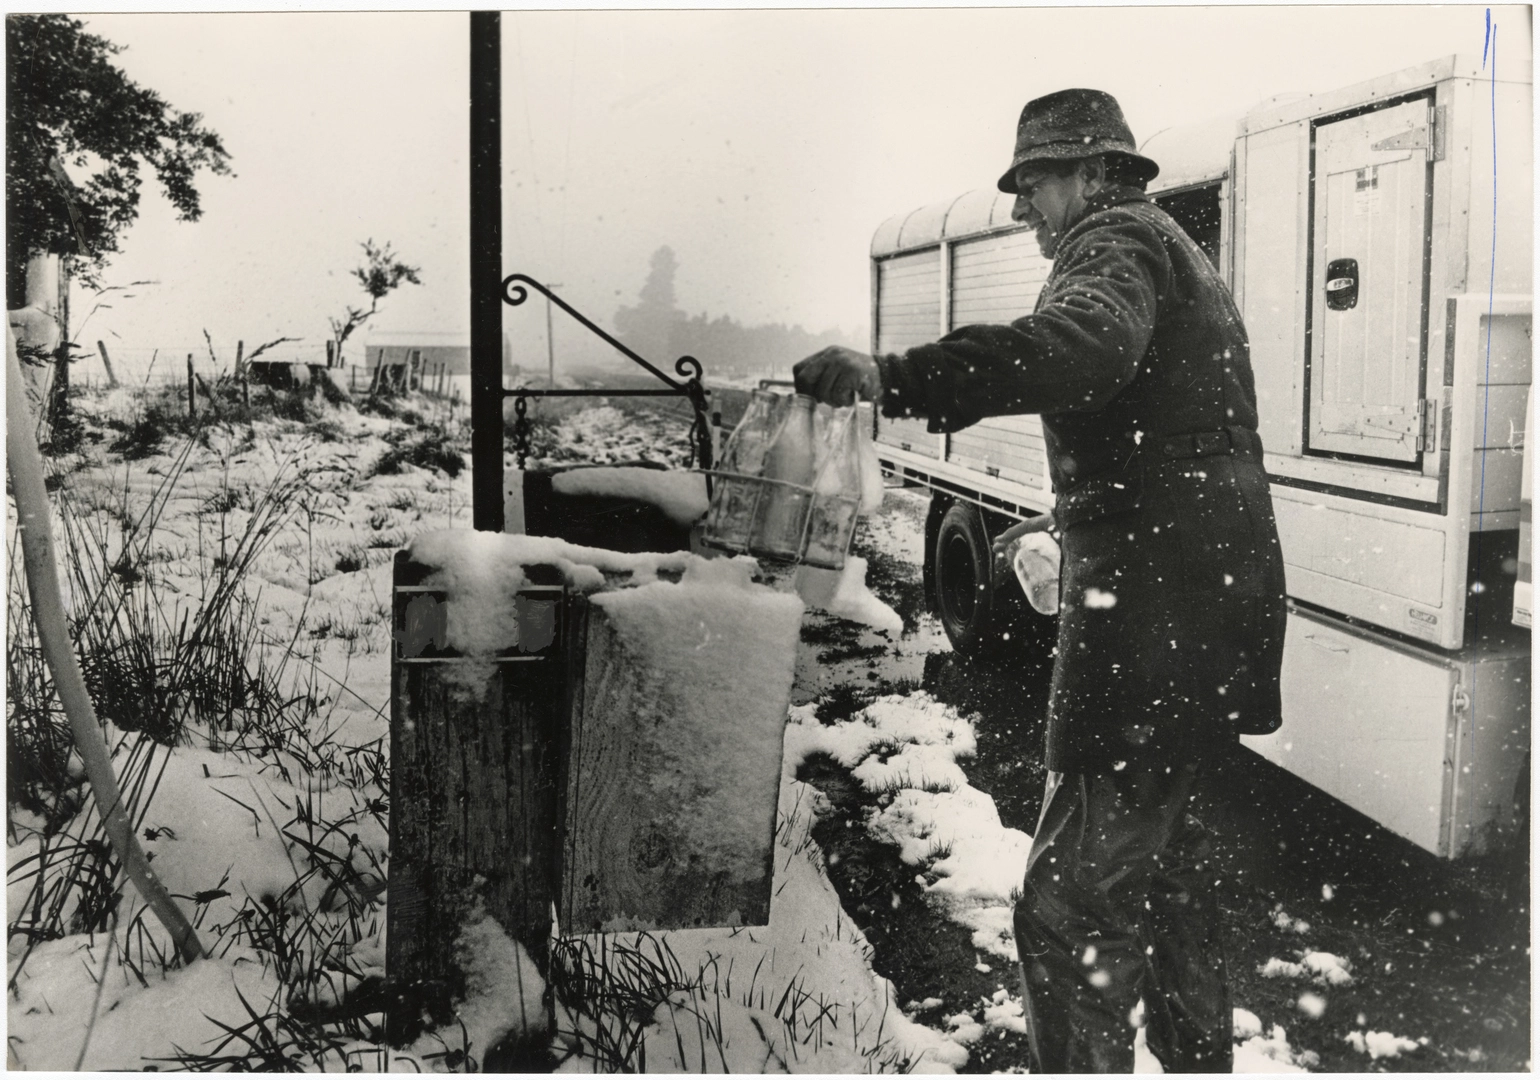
<box><xmin>869</xmin><ymin>55</ymin><xmax>1532</xmax><ymax>858</ymax></box>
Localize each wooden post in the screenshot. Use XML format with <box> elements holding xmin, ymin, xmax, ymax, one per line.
<box><xmin>387</xmin><ymin>553</ymin><xmax>562</xmax><ymax>1048</ymax></box>
<box><xmin>558</xmin><ymin>595</ymin><xmax>794</xmax><ymax>933</ymax></box>
<box><xmin>95</xmin><ymin>341</ymin><xmax>118</xmax><ymax>388</ymax></box>
<box><xmin>187</xmin><ymin>354</ymin><xmax>196</xmax><ymax>418</ymax></box>
<box><xmin>234</xmin><ymin>340</ymin><xmax>248</xmax><ymax>407</ymax></box>
<box><xmin>326</xmin><ymin>339</ymin><xmax>335</xmax><ymax>368</ymax></box>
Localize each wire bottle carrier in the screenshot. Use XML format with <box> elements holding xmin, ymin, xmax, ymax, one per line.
<box><xmin>701</xmin><ymin>391</ymin><xmax>869</xmax><ymax>571</ymax></box>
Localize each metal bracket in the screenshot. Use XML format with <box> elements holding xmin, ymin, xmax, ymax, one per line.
<box><xmin>1370</xmin><ymin>105</ymin><xmax>1445</xmax><ymax>162</ymax></box>
<box><xmin>500</xmin><ymin>273</ymin><xmax>713</xmax><ymax>477</ymax></box>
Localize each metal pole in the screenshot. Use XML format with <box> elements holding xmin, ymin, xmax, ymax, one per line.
<box><xmin>470</xmin><ymin>10</ymin><xmax>504</xmax><ymax>533</ymax></box>
<box><xmin>545</xmin><ymin>282</ymin><xmax>562</xmax><ymax>387</ymax></box>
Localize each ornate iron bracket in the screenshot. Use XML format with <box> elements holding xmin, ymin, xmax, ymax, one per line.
<box><xmin>501</xmin><ymin>274</ymin><xmax>713</xmax><ymax>476</ymax></box>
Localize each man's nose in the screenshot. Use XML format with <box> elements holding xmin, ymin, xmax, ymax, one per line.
<box><xmin>1012</xmin><ymin>192</ymin><xmax>1037</xmax><ymax>225</ymax></box>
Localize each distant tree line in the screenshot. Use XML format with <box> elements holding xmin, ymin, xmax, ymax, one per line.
<box><xmin>613</xmin><ymin>246</ymin><xmax>862</xmax><ymax>380</ymax></box>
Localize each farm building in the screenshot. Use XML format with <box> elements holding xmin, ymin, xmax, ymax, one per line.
<box><xmin>359</xmin><ymin>330</ymin><xmax>513</xmax><ymax>398</ymax></box>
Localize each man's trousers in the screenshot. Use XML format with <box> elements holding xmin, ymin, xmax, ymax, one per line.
<box><xmin>1012</xmin><ymin>763</ymin><xmax>1231</xmax><ymax>1073</ymax></box>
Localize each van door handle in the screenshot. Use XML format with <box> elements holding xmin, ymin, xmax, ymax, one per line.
<box><xmin>1303</xmin><ymin>633</ymin><xmax>1350</xmax><ymax>654</ymax></box>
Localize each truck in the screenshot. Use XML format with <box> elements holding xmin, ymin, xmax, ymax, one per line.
<box><xmin>868</xmin><ymin>55</ymin><xmax>1532</xmax><ymax>859</ymax></box>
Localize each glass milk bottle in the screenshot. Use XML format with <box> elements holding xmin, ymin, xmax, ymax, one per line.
<box><xmin>750</xmin><ymin>394</ymin><xmax>817</xmax><ymax>561</ymax></box>
<box><xmin>855</xmin><ymin>401</ymin><xmax>885</xmax><ymax>516</ymax></box>
<box><xmin>803</xmin><ymin>406</ymin><xmax>862</xmax><ymax>570</ymax></box>
<box><xmin>703</xmin><ymin>389</ymin><xmax>781</xmax><ymax>551</ymax></box>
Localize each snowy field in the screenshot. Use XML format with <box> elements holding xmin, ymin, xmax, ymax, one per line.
<box><xmin>6</xmin><ymin>386</ymin><xmax>1430</xmax><ymax>1071</ymax></box>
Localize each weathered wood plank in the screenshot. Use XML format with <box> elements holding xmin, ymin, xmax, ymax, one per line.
<box><xmin>387</xmin><ymin>553</ymin><xmax>563</xmax><ymax>1046</ymax></box>
<box><xmin>559</xmin><ymin>587</ymin><xmax>799</xmax><ymax>933</ymax></box>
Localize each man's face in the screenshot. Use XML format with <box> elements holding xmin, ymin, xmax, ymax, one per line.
<box><xmin>1012</xmin><ymin>164</ymin><xmax>1092</xmax><ymax>259</ymax></box>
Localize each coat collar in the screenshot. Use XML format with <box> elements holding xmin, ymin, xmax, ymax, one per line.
<box><xmin>1071</xmin><ymin>184</ymin><xmax>1151</xmax><ymax>230</ymax></box>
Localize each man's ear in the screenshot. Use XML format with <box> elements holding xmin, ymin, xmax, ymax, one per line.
<box><xmin>1078</xmin><ymin>156</ymin><xmax>1108</xmax><ymax>195</ymax></box>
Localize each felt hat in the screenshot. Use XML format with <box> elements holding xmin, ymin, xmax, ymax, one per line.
<box><xmin>996</xmin><ymin>88</ymin><xmax>1160</xmax><ymax>193</ymax></box>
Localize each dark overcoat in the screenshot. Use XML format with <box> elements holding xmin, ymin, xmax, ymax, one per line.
<box><xmin>875</xmin><ymin>185</ymin><xmax>1287</xmax><ymax>772</ymax></box>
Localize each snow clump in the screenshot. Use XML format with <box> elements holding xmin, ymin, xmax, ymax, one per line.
<box><xmin>1271</xmin><ymin>905</ymin><xmax>1311</xmax><ymax>933</ymax></box>
<box><xmin>550</xmin><ymin>465</ymin><xmax>709</xmax><ymax>527</ymax></box>
<box><xmin>1233</xmin><ymin>1022</ymin><xmax>1320</xmax><ymax>1072</ymax></box>
<box><xmin>1344</xmin><ymin>1029</ymin><xmax>1425</xmax><ymax>1059</ymax></box>
<box><xmin>1258</xmin><ymin>951</ymin><xmax>1354</xmax><ymax>986</ymax></box>
<box><xmin>794</xmin><ymin>555</ymin><xmax>904</xmax><ymax>635</ymax></box>
<box><xmin>784</xmin><ymin>694</ymin><xmax>1032</xmax><ymax>960</ymax></box>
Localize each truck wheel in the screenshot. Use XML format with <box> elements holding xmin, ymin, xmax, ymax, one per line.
<box><xmin>933</xmin><ymin>501</ymin><xmax>1008</xmax><ymax>656</ymax></box>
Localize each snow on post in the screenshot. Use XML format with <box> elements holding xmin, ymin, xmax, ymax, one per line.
<box><xmin>388</xmin><ymin>531</ymin><xmax>802</xmax><ymax>1039</ymax></box>
<box><xmin>562</xmin><ymin>555</ymin><xmax>804</xmax><ymax>931</ymax></box>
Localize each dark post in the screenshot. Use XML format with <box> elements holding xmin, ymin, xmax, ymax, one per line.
<box><xmin>95</xmin><ymin>341</ymin><xmax>118</xmax><ymax>388</ymax></box>
<box><xmin>236</xmin><ymin>340</ymin><xmax>248</xmax><ymax>406</ymax></box>
<box><xmin>186</xmin><ymin>354</ymin><xmax>196</xmax><ymax>418</ymax></box>
<box><xmin>470</xmin><ymin>10</ymin><xmax>504</xmax><ymax>533</ymax></box>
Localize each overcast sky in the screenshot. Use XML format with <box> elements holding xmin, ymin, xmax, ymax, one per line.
<box><xmin>68</xmin><ymin>5</ymin><xmax>1531</xmax><ymax>376</ymax></box>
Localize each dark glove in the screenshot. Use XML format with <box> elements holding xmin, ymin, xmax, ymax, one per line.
<box><xmin>793</xmin><ymin>346</ymin><xmax>881</xmax><ymax>407</ymax></box>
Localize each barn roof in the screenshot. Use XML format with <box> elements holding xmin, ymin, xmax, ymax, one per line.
<box><xmin>366</xmin><ymin>330</ymin><xmax>471</xmax><ymax>348</ymax></box>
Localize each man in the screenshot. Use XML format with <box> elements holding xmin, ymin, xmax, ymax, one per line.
<box><xmin>794</xmin><ymin>89</ymin><xmax>1287</xmax><ymax>1073</ymax></box>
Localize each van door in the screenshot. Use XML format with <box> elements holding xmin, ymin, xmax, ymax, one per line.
<box><xmin>1308</xmin><ymin>98</ymin><xmax>1434</xmax><ymax>464</ymax></box>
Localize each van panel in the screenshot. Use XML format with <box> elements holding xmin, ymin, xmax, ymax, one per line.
<box><xmin>1247</xmin><ymin>608</ymin><xmax>1456</xmax><ymax>855</ymax></box>
<box><xmin>1237</xmin><ymin>121</ymin><xmax>1309</xmax><ymax>456</ymax></box>
<box><xmin>1247</xmin><ymin>603</ymin><xmax>1530</xmax><ymax>857</ymax></box>
<box><xmin>1307</xmin><ymin>98</ymin><xmax>1431</xmax><ymax>463</ymax></box>
<box><xmin>949</xmin><ymin>416</ymin><xmax>1048</xmax><ymax>489</ymax></box>
<box><xmin>876</xmin><ymin>250</ymin><xmax>943</xmax><ymax>456</ymax></box>
<box><xmin>950</xmin><ymin>231</ymin><xmax>1049</xmax><ymax>329</ymax></box>
<box><xmin>1471</xmin><ymin>448</ymin><xmax>1525</xmax><ymax>517</ymax></box>
<box><xmin>1273</xmin><ymin>488</ymin><xmax>1447</xmax><ymax>608</ymax></box>
<box><xmin>1472</xmin><ymin>384</ymin><xmax>1529</xmax><ymax>450</ymax></box>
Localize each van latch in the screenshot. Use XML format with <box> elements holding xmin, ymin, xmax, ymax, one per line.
<box><xmin>1451</xmin><ymin>681</ymin><xmax>1470</xmax><ymax>715</ymax></box>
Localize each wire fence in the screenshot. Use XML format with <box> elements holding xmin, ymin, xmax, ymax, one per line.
<box><xmin>61</xmin><ymin>343</ymin><xmax>467</xmax><ymax>403</ymax></box>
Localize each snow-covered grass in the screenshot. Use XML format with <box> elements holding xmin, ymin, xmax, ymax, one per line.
<box><xmin>7</xmin><ymin>382</ymin><xmax>961</xmax><ymax>1072</ymax></box>
<box><xmin>7</xmin><ymin>380</ymin><xmax>1374</xmax><ymax>1074</ymax></box>
<box><xmin>7</xmin><ymin>382</ymin><xmax>442</xmax><ymax>1069</ymax></box>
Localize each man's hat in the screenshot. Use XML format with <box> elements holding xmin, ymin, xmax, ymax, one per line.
<box><xmin>996</xmin><ymin>88</ymin><xmax>1160</xmax><ymax>194</ymax></box>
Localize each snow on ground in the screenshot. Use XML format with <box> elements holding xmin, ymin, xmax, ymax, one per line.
<box><xmin>539</xmin><ymin>404</ymin><xmax>693</xmax><ymax>468</ymax></box>
<box><xmin>784</xmin><ymin>694</ymin><xmax>1029</xmax><ymax>965</ymax></box>
<box><xmin>7</xmin><ymin>391</ymin><xmax>969</xmax><ymax>1071</ymax></box>
<box><xmin>7</xmin><ymin>935</ymin><xmax>281</xmax><ymax>1071</ymax></box>
<box><xmin>6</xmin><ymin>390</ymin><xmax>1337</xmax><ymax>1072</ymax></box>
<box><xmin>553</xmin><ymin>771</ymin><xmax>969</xmax><ymax>1074</ymax></box>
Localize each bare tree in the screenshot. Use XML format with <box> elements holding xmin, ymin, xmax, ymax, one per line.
<box><xmin>328</xmin><ymin>239</ymin><xmax>421</xmax><ymax>369</ymax></box>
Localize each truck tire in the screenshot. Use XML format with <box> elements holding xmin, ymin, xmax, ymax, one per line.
<box><xmin>933</xmin><ymin>501</ymin><xmax>1009</xmax><ymax>656</ymax></box>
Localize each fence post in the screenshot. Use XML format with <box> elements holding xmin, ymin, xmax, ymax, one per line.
<box><xmin>187</xmin><ymin>354</ymin><xmax>196</xmax><ymax>418</ymax></box>
<box><xmin>236</xmin><ymin>340</ymin><xmax>248</xmax><ymax>407</ymax></box>
<box><xmin>387</xmin><ymin>553</ymin><xmax>561</xmax><ymax>1050</ymax></box>
<box><xmin>326</xmin><ymin>339</ymin><xmax>335</xmax><ymax>368</ymax></box>
<box><xmin>95</xmin><ymin>341</ymin><xmax>118</xmax><ymax>388</ymax></box>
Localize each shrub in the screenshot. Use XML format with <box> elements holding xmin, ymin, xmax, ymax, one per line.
<box><xmin>373</xmin><ymin>423</ymin><xmax>467</xmax><ymax>479</ymax></box>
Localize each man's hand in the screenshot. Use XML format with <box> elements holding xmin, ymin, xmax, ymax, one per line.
<box><xmin>991</xmin><ymin>511</ymin><xmax>1057</xmax><ymax>555</ymax></box>
<box><xmin>793</xmin><ymin>346</ymin><xmax>881</xmax><ymax>407</ymax></box>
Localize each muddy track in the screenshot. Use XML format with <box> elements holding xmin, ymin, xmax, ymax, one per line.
<box><xmin>794</xmin><ymin>499</ymin><xmax>1530</xmax><ymax>1073</ymax></box>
